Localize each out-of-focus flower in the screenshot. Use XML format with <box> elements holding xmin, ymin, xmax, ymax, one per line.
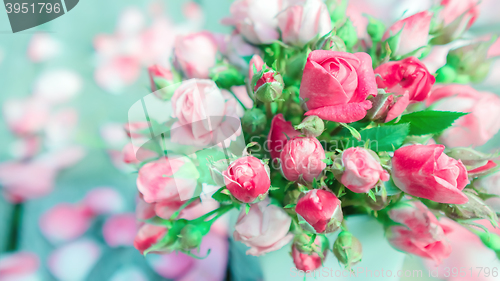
<box><xmin>174</xmin><ymin>32</ymin><xmax>219</xmax><ymax>79</ymax></box>
<box><xmin>475</xmin><ymin>172</ymin><xmax>500</xmax><ymax>212</ymax></box>
<box><xmin>427</xmin><ymin>85</ymin><xmax>500</xmax><ymax>147</ymax></box>
<box><xmin>0</xmin><ymin>251</ymin><xmax>40</xmax><ymax>281</ymax></box>
<box><xmin>39</xmin><ymin>203</ymin><xmax>92</xmax><ymax>244</ymax></box>
<box><xmin>267</xmin><ymin>114</ymin><xmax>301</xmax><ymax>161</ymax></box>
<box><xmin>134</xmin><ymin>224</ymin><xmax>168</xmax><ymax>255</ymax></box>
<box><xmin>148</xmin><ymin>64</ymin><xmax>180</xmax><ymax>100</ymax></box>
<box><xmin>386</xmin><ymin>201</ymin><xmax>452</xmax><ymax>264</ymax></box>
<box><xmin>48</xmin><ymin>239</ymin><xmax>101</xmax><ymax>281</ymax></box>
<box><xmin>300</xmin><ymin>50</ymin><xmax>377</xmax><ymax>123</ymax></box>
<box><xmin>33</xmin><ymin>70</ymin><xmax>82</xmax><ymax>104</ymax></box>
<box><xmin>383</xmin><ymin>11</ymin><xmax>432</xmax><ymax>57</ymax></box>
<box><xmin>432</xmin><ymin>0</ymin><xmax>480</xmax><ymax>45</ymax></box>
<box><xmin>233</xmin><ymin>199</ymin><xmax>293</xmax><ymax>256</ymax></box>
<box><xmin>102</xmin><ymin>213</ymin><xmax>138</xmax><ymax>247</ymax></box>
<box><xmin>280</xmin><ymin>137</ymin><xmax>326</xmax><ymax>182</ymax></box>
<box><xmin>277</xmin><ymin>0</ymin><xmax>332</xmax><ymax>47</ymax></box>
<box><xmin>83</xmin><ymin>187</ymin><xmax>125</xmax><ymax>216</ymax></box>
<box><xmin>3</xmin><ymin>97</ymin><xmax>50</xmax><ymax>136</ymax></box>
<box><xmin>248</xmin><ymin>54</ymin><xmax>264</xmax><ymax>81</ymax></box>
<box><xmin>340</xmin><ymin>147</ymin><xmax>390</xmax><ymax>193</ymax></box>
<box><xmin>223</xmin><ymin>156</ymin><xmax>270</xmax><ymax>203</ymax></box>
<box><xmin>28</xmin><ymin>33</ymin><xmax>61</xmax><ymax>62</ymax></box>
<box><xmin>392</xmin><ymin>144</ymin><xmax>469</xmax><ymax>204</ymax></box>
<box><xmin>295</xmin><ymin>189</ymin><xmax>343</xmax><ymax>234</ymax></box>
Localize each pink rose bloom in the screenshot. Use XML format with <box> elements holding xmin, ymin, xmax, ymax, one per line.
<box><xmin>0</xmin><ymin>252</ymin><xmax>40</xmax><ymax>280</ymax></box>
<box><xmin>392</xmin><ymin>144</ymin><xmax>469</xmax><ymax>204</ymax></box>
<box><xmin>233</xmin><ymin>199</ymin><xmax>293</xmax><ymax>256</ymax></box>
<box><xmin>136</xmin><ymin>156</ymin><xmax>199</xmax><ymax>203</ymax></box>
<box><xmin>174</xmin><ymin>32</ymin><xmax>218</xmax><ymax>79</ymax></box>
<box><xmin>426</xmin><ymin>85</ymin><xmax>500</xmax><ymax>147</ymax></box>
<box><xmin>340</xmin><ymin>147</ymin><xmax>390</xmax><ymax>193</ymax></box>
<box><xmin>300</xmin><ymin>51</ymin><xmax>377</xmax><ymax>123</ymax></box>
<box><xmin>102</xmin><ymin>213</ymin><xmax>138</xmax><ymax>247</ymax></box>
<box><xmin>224</xmin><ymin>0</ymin><xmax>283</xmax><ymax>44</ymax></box>
<box><xmin>292</xmin><ymin>244</ymin><xmax>324</xmax><ymax>272</ymax></box>
<box><xmin>295</xmin><ymin>189</ymin><xmax>343</xmax><ymax>234</ymax></box>
<box><xmin>280</xmin><ymin>137</ymin><xmax>326</xmax><ymax>182</ymax></box>
<box><xmin>134</xmin><ymin>224</ymin><xmax>168</xmax><ymax>255</ymax></box>
<box><xmin>382</xmin><ymin>11</ymin><xmax>433</xmax><ymax>57</ymax></box>
<box><xmin>277</xmin><ymin>0</ymin><xmax>332</xmax><ymax>47</ymax></box>
<box><xmin>223</xmin><ymin>156</ymin><xmax>271</xmax><ymax>203</ymax></box>
<box><xmin>267</xmin><ymin>114</ymin><xmax>301</xmax><ymax>161</ymax></box>
<box><xmin>39</xmin><ymin>203</ymin><xmax>92</xmax><ymax>244</ymax></box>
<box><xmin>386</xmin><ymin>201</ymin><xmax>452</xmax><ymax>263</ymax></box>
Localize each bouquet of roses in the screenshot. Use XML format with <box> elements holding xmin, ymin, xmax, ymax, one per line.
<box><xmin>126</xmin><ymin>0</ymin><xmax>500</xmax><ymax>273</ymax></box>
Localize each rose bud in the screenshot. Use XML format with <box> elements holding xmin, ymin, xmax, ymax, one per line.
<box><xmin>209</xmin><ymin>63</ymin><xmax>245</xmax><ymax>89</ymax></box>
<box><xmin>252</xmin><ymin>68</ymin><xmax>284</xmax><ymax>103</ymax></box>
<box><xmin>222</xmin><ymin>156</ymin><xmax>271</xmax><ymax>203</ymax></box>
<box><xmin>375</xmin><ymin>57</ymin><xmax>435</xmax><ymax>104</ymax></box>
<box><xmin>148</xmin><ymin>65</ymin><xmax>180</xmax><ymax>101</ymax></box>
<box><xmin>427</xmin><ymin>85</ymin><xmax>500</xmax><ymax>148</ymax></box>
<box><xmin>241</xmin><ymin>108</ymin><xmax>267</xmax><ymax>134</ymax></box>
<box><xmin>133</xmin><ymin>224</ymin><xmax>168</xmax><ymax>255</ymax></box>
<box><xmin>442</xmin><ymin>190</ymin><xmax>498</xmax><ymax>225</ymax></box>
<box><xmin>233</xmin><ymin>199</ymin><xmax>293</xmax><ymax>255</ymax></box>
<box><xmin>280</xmin><ymin>137</ymin><xmax>327</xmax><ymax>183</ymax></box>
<box><xmin>446</xmin><ymin>147</ymin><xmax>500</xmax><ymax>167</ymax></box>
<box><xmin>292</xmin><ymin>235</ymin><xmax>328</xmax><ymax>272</ymax></box>
<box><xmin>337</xmin><ymin>19</ymin><xmax>358</xmax><ymax>50</ymax></box>
<box><xmin>478</xmin><ymin>232</ymin><xmax>500</xmax><ymax>252</ymax></box>
<box><xmin>295</xmin><ymin>116</ymin><xmax>324</xmax><ymax>137</ymax></box>
<box><xmin>174</xmin><ymin>32</ymin><xmax>218</xmax><ymax>79</ymax></box>
<box><xmin>432</xmin><ymin>0</ymin><xmax>480</xmax><ymax>45</ymax></box>
<box><xmin>366</xmin><ymin>90</ymin><xmax>409</xmax><ymax>123</ymax></box>
<box><xmin>333</xmin><ymin>231</ymin><xmax>362</xmax><ymax>268</ymax></box>
<box><xmin>392</xmin><ymin>144</ymin><xmax>469</xmax><ymax>204</ymax></box>
<box><xmin>315</xmin><ymin>33</ymin><xmax>346</xmax><ymax>52</ymax></box>
<box><xmin>248</xmin><ymin>54</ymin><xmax>264</xmax><ymax>81</ymax></box>
<box><xmin>295</xmin><ymin>189</ymin><xmax>343</xmax><ymax>234</ymax></box>
<box><xmin>386</xmin><ymin>201</ymin><xmax>452</xmax><ymax>263</ymax></box>
<box><xmin>340</xmin><ymin>147</ymin><xmax>390</xmax><ymax>193</ymax></box>
<box><xmin>137</xmin><ymin>156</ymin><xmax>200</xmax><ymax>203</ymax></box>
<box><xmin>300</xmin><ymin>51</ymin><xmax>377</xmax><ymax>123</ymax></box>
<box><xmin>277</xmin><ymin>0</ymin><xmax>331</xmax><ymax>48</ymax></box>
<box><xmin>178</xmin><ymin>224</ymin><xmax>209</xmax><ymax>251</ymax></box>
<box><xmin>382</xmin><ymin>11</ymin><xmax>433</xmax><ymax>57</ymax></box>
<box><xmin>268</xmin><ymin>114</ymin><xmax>301</xmax><ymax>160</ymax></box>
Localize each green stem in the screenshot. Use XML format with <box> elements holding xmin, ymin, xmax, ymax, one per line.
<box><xmin>329</xmin><ymin>124</ymin><xmax>343</xmax><ymax>137</ymax></box>
<box><xmin>265</xmin><ymin>102</ymin><xmax>273</xmax><ymax>120</ymax></box>
<box><xmin>195</xmin><ymin>204</ymin><xmax>234</xmax><ymax>223</ymax></box>
<box><xmin>7</xmin><ymin>203</ymin><xmax>23</xmax><ymax>252</ymax></box>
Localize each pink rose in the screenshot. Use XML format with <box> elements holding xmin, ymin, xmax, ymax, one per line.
<box><xmin>300</xmin><ymin>50</ymin><xmax>377</xmax><ymax>123</ymax></box>
<box><xmin>295</xmin><ymin>189</ymin><xmax>343</xmax><ymax>234</ymax></box>
<box><xmin>267</xmin><ymin>114</ymin><xmax>301</xmax><ymax>161</ymax></box>
<box><xmin>223</xmin><ymin>0</ymin><xmax>283</xmax><ymax>44</ymax></box>
<box><xmin>277</xmin><ymin>0</ymin><xmax>332</xmax><ymax>47</ymax></box>
<box><xmin>392</xmin><ymin>144</ymin><xmax>469</xmax><ymax>204</ymax></box>
<box><xmin>136</xmin><ymin>156</ymin><xmax>199</xmax><ymax>203</ymax></box>
<box><xmin>134</xmin><ymin>223</ymin><xmax>168</xmax><ymax>255</ymax></box>
<box><xmin>426</xmin><ymin>85</ymin><xmax>500</xmax><ymax>147</ymax></box>
<box><xmin>386</xmin><ymin>201</ymin><xmax>452</xmax><ymax>263</ymax></box>
<box><xmin>434</xmin><ymin>0</ymin><xmax>480</xmax><ymax>44</ymax></box>
<box><xmin>280</xmin><ymin>137</ymin><xmax>326</xmax><ymax>182</ymax></box>
<box><xmin>292</xmin><ymin>244</ymin><xmax>324</xmax><ymax>272</ymax></box>
<box><xmin>102</xmin><ymin>213</ymin><xmax>137</xmax><ymax>247</ymax></box>
<box><xmin>340</xmin><ymin>147</ymin><xmax>390</xmax><ymax>193</ymax></box>
<box><xmin>174</xmin><ymin>32</ymin><xmax>218</xmax><ymax>79</ymax></box>
<box><xmin>382</xmin><ymin>11</ymin><xmax>433</xmax><ymax>57</ymax></box>
<box><xmin>233</xmin><ymin>199</ymin><xmax>293</xmax><ymax>256</ymax></box>
<box><xmin>222</xmin><ymin>156</ymin><xmax>271</xmax><ymax>203</ymax></box>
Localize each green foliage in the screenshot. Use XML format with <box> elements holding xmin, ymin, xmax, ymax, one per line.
<box><xmin>341</xmin><ymin>124</ymin><xmax>410</xmax><ymax>152</ymax></box>
<box><xmin>392</xmin><ymin>110</ymin><xmax>468</xmax><ymax>136</ymax></box>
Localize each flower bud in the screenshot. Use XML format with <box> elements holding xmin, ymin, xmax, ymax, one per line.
<box><xmin>252</xmin><ymin>68</ymin><xmax>284</xmax><ymax>103</ymax></box>
<box><xmin>293</xmin><ymin>234</ymin><xmax>329</xmax><ymax>256</ymax></box>
<box><xmin>283</xmin><ymin>187</ymin><xmax>301</xmax><ymax>216</ymax></box>
<box><xmin>333</xmin><ymin>231</ymin><xmax>362</xmax><ymax>268</ymax></box>
<box><xmin>133</xmin><ymin>224</ymin><xmax>168</xmax><ymax>255</ymax></box>
<box><xmin>295</xmin><ymin>116</ymin><xmax>324</xmax><ymax>137</ymax></box>
<box><xmin>148</xmin><ymin>65</ymin><xmax>180</xmax><ymax>101</ymax></box>
<box><xmin>340</xmin><ymin>147</ymin><xmax>390</xmax><ymax>193</ymax></box>
<box><xmin>209</xmin><ymin>63</ymin><xmax>245</xmax><ymax>89</ymax></box>
<box><xmin>315</xmin><ymin>32</ymin><xmax>346</xmax><ymax>52</ymax></box>
<box><xmin>179</xmin><ymin>224</ymin><xmax>206</xmax><ymax>251</ymax></box>
<box><xmin>478</xmin><ymin>232</ymin><xmax>500</xmax><ymax>251</ymax></box>
<box><xmin>337</xmin><ymin>19</ymin><xmax>358</xmax><ymax>49</ymax></box>
<box><xmin>446</xmin><ymin>147</ymin><xmax>499</xmax><ymax>167</ymax></box>
<box><xmin>366</xmin><ymin>16</ymin><xmax>385</xmax><ymax>43</ymax></box>
<box><xmin>291</xmin><ymin>235</ymin><xmax>328</xmax><ymax>272</ymax></box>
<box><xmin>280</xmin><ymin>137</ymin><xmax>327</xmax><ymax>183</ymax></box>
<box><xmin>223</xmin><ymin>156</ymin><xmax>271</xmax><ymax>203</ymax></box>
<box><xmin>295</xmin><ymin>189</ymin><xmax>343</xmax><ymax>234</ymax></box>
<box><xmin>442</xmin><ymin>190</ymin><xmax>498</xmax><ymax>225</ymax></box>
<box><xmin>435</xmin><ymin>65</ymin><xmax>457</xmax><ymax>83</ymax></box>
<box><xmin>242</xmin><ymin>108</ymin><xmax>267</xmax><ymax>134</ymax></box>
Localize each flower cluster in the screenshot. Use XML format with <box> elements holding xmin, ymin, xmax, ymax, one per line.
<box><xmin>123</xmin><ymin>0</ymin><xmax>500</xmax><ymax>274</ymax></box>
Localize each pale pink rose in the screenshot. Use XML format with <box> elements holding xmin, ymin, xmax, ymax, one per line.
<box><xmin>224</xmin><ymin>33</ymin><xmax>260</xmax><ymax>71</ymax></box>
<box><xmin>383</xmin><ymin>11</ymin><xmax>433</xmax><ymax>57</ymax></box>
<box><xmin>39</xmin><ymin>204</ymin><xmax>92</xmax><ymax>244</ymax></box>
<box><xmin>136</xmin><ymin>156</ymin><xmax>199</xmax><ymax>203</ymax></box>
<box><xmin>3</xmin><ymin>97</ymin><xmax>50</xmax><ymax>136</ymax></box>
<box><xmin>0</xmin><ymin>252</ymin><xmax>39</xmax><ymax>280</ymax></box>
<box><xmin>174</xmin><ymin>32</ymin><xmax>218</xmax><ymax>79</ymax></box>
<box><xmin>224</xmin><ymin>0</ymin><xmax>283</xmax><ymax>44</ymax></box>
<box><xmin>427</xmin><ymin>85</ymin><xmax>500</xmax><ymax>147</ymax></box>
<box><xmin>280</xmin><ymin>137</ymin><xmax>326</xmax><ymax>182</ymax></box>
<box><xmin>234</xmin><ymin>199</ymin><xmax>293</xmax><ymax>256</ymax></box>
<box><xmin>277</xmin><ymin>0</ymin><xmax>332</xmax><ymax>47</ymax></box>
<box><xmin>83</xmin><ymin>187</ymin><xmax>124</xmax><ymax>216</ymax></box>
<box><xmin>392</xmin><ymin>144</ymin><xmax>469</xmax><ymax>204</ymax></box>
<box><xmin>28</xmin><ymin>33</ymin><xmax>61</xmax><ymax>62</ymax></box>
<box><xmin>386</xmin><ymin>201</ymin><xmax>452</xmax><ymax>264</ymax></box>
<box><xmin>133</xmin><ymin>224</ymin><xmax>168</xmax><ymax>254</ymax></box>
<box><xmin>341</xmin><ymin>147</ymin><xmax>390</xmax><ymax>193</ymax></box>
<box><xmin>102</xmin><ymin>213</ymin><xmax>138</xmax><ymax>247</ymax></box>
<box><xmin>48</xmin><ymin>239</ymin><xmax>101</xmax><ymax>281</ymax></box>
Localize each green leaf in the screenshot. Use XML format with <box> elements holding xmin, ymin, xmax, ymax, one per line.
<box><xmin>284</xmin><ymin>204</ymin><xmax>297</xmax><ymax>209</ymax></box>
<box><xmin>245</xmin><ymin>204</ymin><xmax>251</xmax><ymax>214</ymax></box>
<box><xmin>393</xmin><ymin>110</ymin><xmax>468</xmax><ymax>136</ymax></box>
<box><xmin>341</xmin><ymin>124</ymin><xmax>409</xmax><ymax>152</ymax></box>
<box><xmin>367</xmin><ymin>190</ymin><xmax>376</xmax><ymax>202</ymax></box>
<box><xmin>212</xmin><ymin>187</ymin><xmax>232</xmax><ymax>204</ymax></box>
<box><xmin>339</xmin><ymin>122</ymin><xmax>361</xmax><ymax>141</ymax></box>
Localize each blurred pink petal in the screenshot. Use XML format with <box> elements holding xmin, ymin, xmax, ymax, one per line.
<box><xmin>33</xmin><ymin>70</ymin><xmax>82</xmax><ymax>104</ymax></box>
<box><xmin>116</xmin><ymin>8</ymin><xmax>145</xmax><ymax>36</ymax></box>
<box><xmin>40</xmin><ymin>203</ymin><xmax>92</xmax><ymax>244</ymax></box>
<box><xmin>102</xmin><ymin>213</ymin><xmax>138</xmax><ymax>247</ymax></box>
<box><xmin>44</xmin><ymin>108</ymin><xmax>79</xmax><ymax>148</ymax></box>
<box><xmin>28</xmin><ymin>33</ymin><xmax>61</xmax><ymax>62</ymax></box>
<box><xmin>183</xmin><ymin>2</ymin><xmax>203</xmax><ymax>20</ymax></box>
<box><xmin>146</xmin><ymin>252</ymin><xmax>194</xmax><ymax>279</ymax></box>
<box><xmin>48</xmin><ymin>239</ymin><xmax>101</xmax><ymax>281</ymax></box>
<box><xmin>39</xmin><ymin>146</ymin><xmax>86</xmax><ymax>170</ymax></box>
<box><xmin>100</xmin><ymin>123</ymin><xmax>128</xmax><ymax>149</ymax></box>
<box><xmin>9</xmin><ymin>136</ymin><xmax>41</xmax><ymax>159</ymax></box>
<box><xmin>0</xmin><ymin>251</ymin><xmax>40</xmax><ymax>281</ymax></box>
<box><xmin>94</xmin><ymin>57</ymin><xmax>141</xmax><ymax>94</ymax></box>
<box><xmin>136</xmin><ymin>195</ymin><xmax>156</xmax><ymax>221</ymax></box>
<box><xmin>82</xmin><ymin>187</ymin><xmax>124</xmax><ymax>216</ymax></box>
<box><xmin>3</xmin><ymin>97</ymin><xmax>50</xmax><ymax>136</ymax></box>
<box><xmin>230</xmin><ymin>86</ymin><xmax>253</xmax><ymax>109</ymax></box>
